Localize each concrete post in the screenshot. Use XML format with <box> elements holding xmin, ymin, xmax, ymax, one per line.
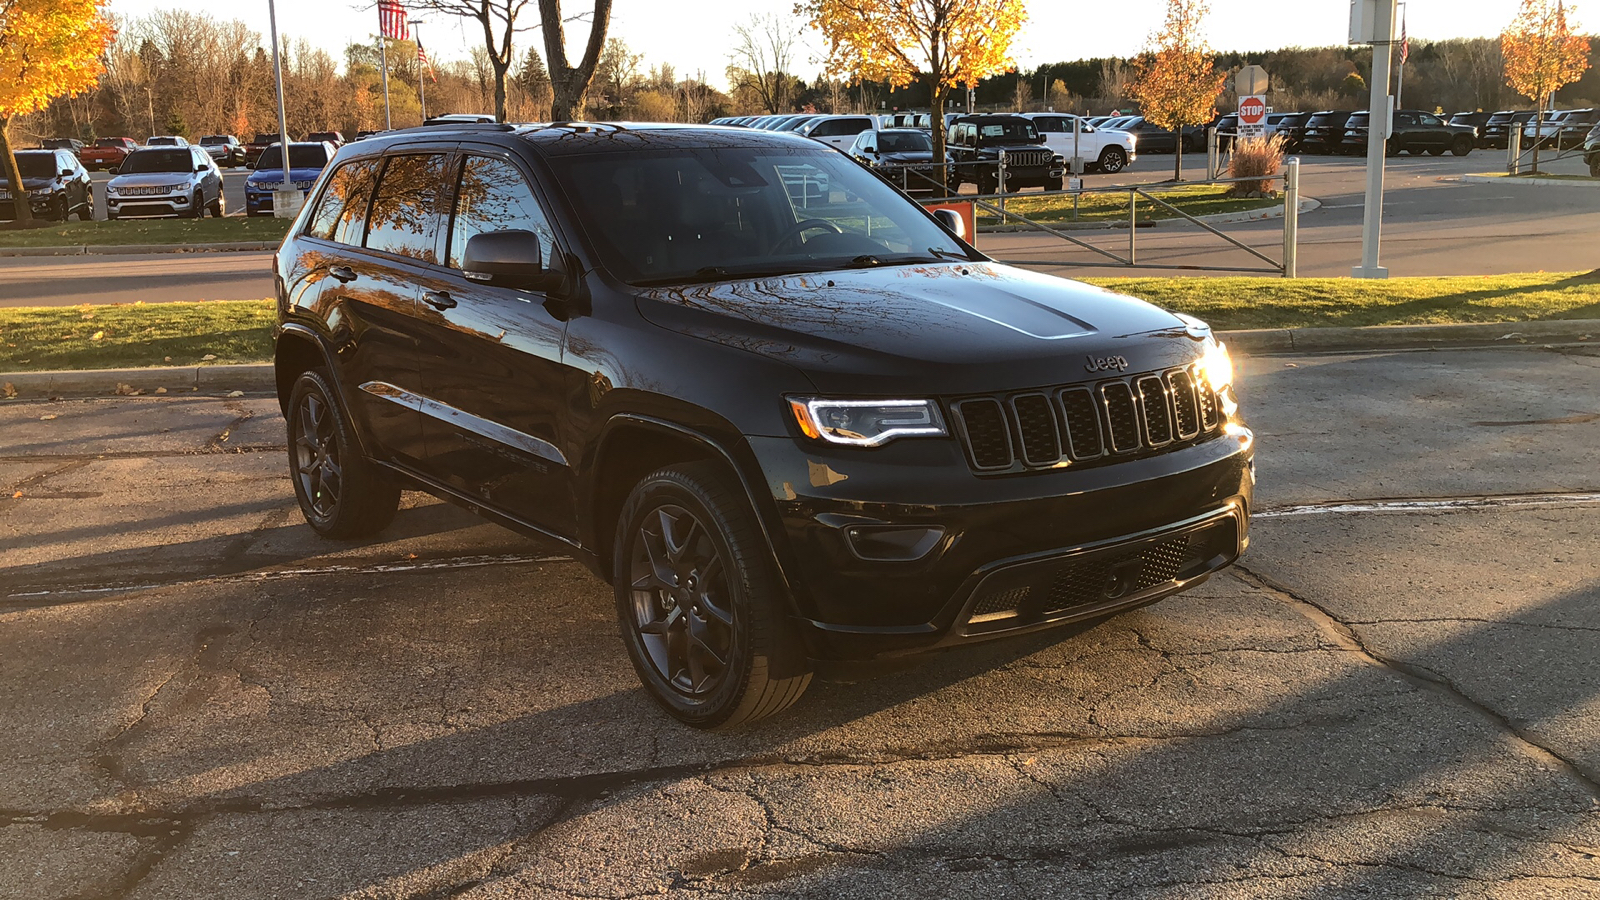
<box><xmin>1282</xmin><ymin>157</ymin><xmax>1300</xmax><ymax>279</ymax></box>
<box><xmin>1128</xmin><ymin>191</ymin><xmax>1137</xmax><ymax>265</ymax></box>
<box><xmin>997</xmin><ymin>148</ymin><xmax>1007</xmax><ymax>217</ymax></box>
<box><xmin>1207</xmin><ymin>127</ymin><xmax>1219</xmax><ymax>180</ymax></box>
<box><xmin>1508</xmin><ymin>128</ymin><xmax>1521</xmax><ymax>175</ymax></box>
<box><xmin>1352</xmin><ymin>0</ymin><xmax>1396</xmax><ymax>280</ymax></box>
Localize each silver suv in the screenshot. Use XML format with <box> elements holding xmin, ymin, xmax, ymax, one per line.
<box><xmin>106</xmin><ymin>146</ymin><xmax>224</xmax><ymax>219</ymax></box>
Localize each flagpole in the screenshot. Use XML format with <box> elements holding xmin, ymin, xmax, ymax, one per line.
<box><xmin>411</xmin><ymin>19</ymin><xmax>427</xmax><ymax>121</ymax></box>
<box><xmin>1395</xmin><ymin>3</ymin><xmax>1406</xmax><ymax>108</ymax></box>
<box><xmin>379</xmin><ymin>34</ymin><xmax>393</xmax><ymax>130</ymax></box>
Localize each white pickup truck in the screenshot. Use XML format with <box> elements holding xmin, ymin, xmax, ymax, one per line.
<box><xmin>1016</xmin><ymin>113</ymin><xmax>1138</xmax><ymax>174</ymax></box>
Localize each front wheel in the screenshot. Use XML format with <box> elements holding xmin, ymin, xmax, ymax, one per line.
<box><xmin>184</xmin><ymin>190</ymin><xmax>203</xmax><ymax>218</ymax></box>
<box><xmin>1098</xmin><ymin>146</ymin><xmax>1127</xmax><ymax>173</ymax></box>
<box><xmin>76</xmin><ymin>189</ymin><xmax>93</xmax><ymax>221</ymax></box>
<box><xmin>286</xmin><ymin>368</ymin><xmax>401</xmax><ymax>539</ymax></box>
<box><xmin>614</xmin><ymin>462</ymin><xmax>812</xmax><ymax>728</ymax></box>
<box><xmin>1451</xmin><ymin>136</ymin><xmax>1473</xmax><ymax>157</ymax></box>
<box><xmin>209</xmin><ymin>191</ymin><xmax>224</xmax><ymax>217</ymax></box>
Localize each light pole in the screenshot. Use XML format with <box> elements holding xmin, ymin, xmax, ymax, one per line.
<box><xmin>267</xmin><ymin>0</ymin><xmax>297</xmax><ymax>218</ymax></box>
<box><xmin>410</xmin><ymin>19</ymin><xmax>426</xmax><ymax>121</ymax></box>
<box><xmin>1351</xmin><ymin>0</ymin><xmax>1397</xmax><ymax>279</ymax></box>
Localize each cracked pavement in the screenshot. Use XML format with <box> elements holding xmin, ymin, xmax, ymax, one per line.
<box><xmin>3</xmin><ymin>344</ymin><xmax>1600</xmax><ymax>898</ymax></box>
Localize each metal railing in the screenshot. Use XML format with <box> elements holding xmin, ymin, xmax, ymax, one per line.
<box><xmin>1507</xmin><ymin>126</ymin><xmax>1594</xmax><ymax>174</ymax></box>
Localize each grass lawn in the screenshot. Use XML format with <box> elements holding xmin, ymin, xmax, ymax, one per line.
<box><xmin>977</xmin><ymin>183</ymin><xmax>1281</xmax><ymax>227</ymax></box>
<box><xmin>0</xmin><ymin>217</ymin><xmax>291</xmax><ymax>248</ymax></box>
<box><xmin>1</xmin><ymin>272</ymin><xmax>1598</xmax><ymax>373</ymax></box>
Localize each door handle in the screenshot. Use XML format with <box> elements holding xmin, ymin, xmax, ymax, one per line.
<box><xmin>423</xmin><ymin>290</ymin><xmax>456</xmax><ymax>310</ymax></box>
<box><xmin>329</xmin><ymin>265</ymin><xmax>357</xmax><ymax>283</ymax></box>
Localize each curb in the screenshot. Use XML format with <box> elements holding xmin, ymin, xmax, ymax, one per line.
<box><xmin>977</xmin><ymin>197</ymin><xmax>1319</xmax><ymax>234</ymax></box>
<box><xmin>0</xmin><ymin>241</ymin><xmax>279</xmax><ymax>257</ymax></box>
<box><xmin>1223</xmin><ymin>318</ymin><xmax>1600</xmax><ymax>355</ymax></box>
<box><xmin>1459</xmin><ymin>173</ymin><xmax>1600</xmax><ymax>188</ymax></box>
<box><xmin>6</xmin><ymin>318</ymin><xmax>1598</xmax><ymax>398</ymax></box>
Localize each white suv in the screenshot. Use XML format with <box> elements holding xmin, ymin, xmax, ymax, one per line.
<box><xmin>1017</xmin><ymin>113</ymin><xmax>1137</xmax><ymax>174</ymax></box>
<box><xmin>799</xmin><ymin>115</ymin><xmax>878</xmax><ymax>150</ymax></box>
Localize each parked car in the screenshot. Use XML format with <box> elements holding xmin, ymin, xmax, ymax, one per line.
<box><xmin>1524</xmin><ymin>108</ymin><xmax>1600</xmax><ymax>149</ymax></box>
<box><xmin>41</xmin><ymin>137</ymin><xmax>85</xmax><ymax>155</ymax></box>
<box><xmin>81</xmin><ymin>137</ymin><xmax>139</xmax><ymax>170</ymax></box>
<box><xmin>1449</xmin><ymin>111</ymin><xmax>1493</xmax><ymax>143</ymax></box>
<box><xmin>1585</xmin><ymin>122</ymin><xmax>1600</xmax><ymax>176</ymax></box>
<box><xmin>245</xmin><ymin>141</ymin><xmax>334</xmax><ymax>216</ymax></box>
<box><xmin>847</xmin><ymin>127</ymin><xmax>950</xmax><ymax>194</ymax></box>
<box><xmin>798</xmin><ymin>114</ymin><xmax>877</xmax><ymax>149</ymax></box>
<box><xmin>105</xmin><ymin>146</ymin><xmax>223</xmax><ymax>219</ymax></box>
<box><xmin>1480</xmin><ymin>110</ymin><xmax>1535</xmax><ymax>149</ymax></box>
<box><xmin>198</xmin><ymin>134</ymin><xmax>245</xmax><ymax>167</ymax></box>
<box><xmin>1268</xmin><ymin>111</ymin><xmax>1313</xmax><ymax>151</ymax></box>
<box><xmin>0</xmin><ymin>149</ymin><xmax>92</xmax><ymax>221</ymax></box>
<box><xmin>304</xmin><ymin>130</ymin><xmax>345</xmax><ymax>148</ymax></box>
<box><xmin>354</xmin><ymin>130</ymin><xmax>382</xmax><ymax>140</ymax></box>
<box><xmin>1300</xmin><ymin>110</ymin><xmax>1354</xmax><ymax>154</ymax></box>
<box><xmin>245</xmin><ymin>132</ymin><xmax>280</xmax><ymax>166</ymax></box>
<box><xmin>1106</xmin><ymin>116</ymin><xmax>1203</xmax><ymax>153</ymax></box>
<box><xmin>1213</xmin><ymin>114</ymin><xmax>1240</xmax><ymax>151</ymax></box>
<box><xmin>1016</xmin><ymin>112</ymin><xmax>1136</xmax><ymax>174</ymax></box>
<box><xmin>778</xmin><ymin>115</ymin><xmax>822</xmax><ymax>133</ymax></box>
<box><xmin>946</xmin><ymin>114</ymin><xmax>1066</xmax><ymax>191</ymax></box>
<box><xmin>1342</xmin><ymin>110</ymin><xmax>1476</xmax><ymax>156</ymax></box>
<box><xmin>271</xmin><ymin>121</ymin><xmax>1252</xmax><ymax>727</ymax></box>
<box><xmin>145</xmin><ymin>135</ymin><xmax>189</xmax><ymax>147</ymax></box>
<box><xmin>424</xmin><ymin>114</ymin><xmax>496</xmax><ymax>126</ymax></box>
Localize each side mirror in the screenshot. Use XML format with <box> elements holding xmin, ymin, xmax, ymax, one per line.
<box><xmin>932</xmin><ymin>208</ymin><xmax>967</xmax><ymax>241</ymax></box>
<box><xmin>246</xmin><ymin>162</ymin><xmax>255</xmax><ymax>169</ymax></box>
<box><xmin>195</xmin><ymin>164</ymin><xmax>207</xmax><ymax>173</ymax></box>
<box><xmin>108</xmin><ymin>166</ymin><xmax>119</xmax><ymax>175</ymax></box>
<box><xmin>462</xmin><ymin>230</ymin><xmax>560</xmax><ymax>292</ymax></box>
<box><xmin>59</xmin><ymin>168</ymin><xmax>73</xmax><ymax>177</ymax></box>
<box><xmin>866</xmin><ymin>147</ymin><xmax>878</xmax><ymax>156</ymax></box>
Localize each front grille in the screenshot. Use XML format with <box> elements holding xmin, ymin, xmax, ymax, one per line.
<box><xmin>1001</xmin><ymin>149</ymin><xmax>1052</xmax><ymax>168</ymax></box>
<box><xmin>952</xmin><ymin>365</ymin><xmax>1225</xmax><ymax>474</ymax></box>
<box><xmin>963</xmin><ymin>516</ymin><xmax>1239</xmax><ymax>628</ymax></box>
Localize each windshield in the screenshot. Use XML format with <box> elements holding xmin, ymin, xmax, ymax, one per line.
<box><xmin>977</xmin><ymin>122</ymin><xmax>1038</xmax><ymax>141</ymax></box>
<box><xmin>306</xmin><ymin>132</ymin><xmax>338</xmax><ymax>141</ymax></box>
<box><xmin>120</xmin><ymin>149</ymin><xmax>193</xmax><ymax>174</ymax></box>
<box><xmin>878</xmin><ymin>132</ymin><xmax>932</xmax><ymax>152</ymax></box>
<box><xmin>1347</xmin><ymin>113</ymin><xmax>1370</xmax><ymax>126</ymax></box>
<box><xmin>148</xmin><ymin>137</ymin><xmax>180</xmax><ymax>145</ymax></box>
<box><xmin>200</xmin><ymin>135</ymin><xmax>230</xmax><ymax>144</ymax></box>
<box><xmin>254</xmin><ymin>134</ymin><xmax>277</xmax><ymax>143</ymax></box>
<box><xmin>549</xmin><ymin>147</ymin><xmax>974</xmax><ymax>286</ymax></box>
<box><xmin>255</xmin><ymin>145</ymin><xmax>330</xmax><ymax>170</ymax></box>
<box><xmin>94</xmin><ymin>139</ymin><xmax>125</xmax><ymax>148</ymax></box>
<box><xmin>16</xmin><ymin>153</ymin><xmax>56</xmax><ymax>178</ymax></box>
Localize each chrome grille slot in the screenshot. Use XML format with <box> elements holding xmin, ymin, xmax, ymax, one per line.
<box><xmin>955</xmin><ymin>398</ymin><xmax>1014</xmax><ymax>470</ymax></box>
<box><xmin>1059</xmin><ymin>389</ymin><xmax>1104</xmax><ymax>460</ymax></box>
<box><xmin>1167</xmin><ymin>370</ymin><xmax>1200</xmax><ymax>439</ymax></box>
<box><xmin>1100</xmin><ymin>382</ymin><xmax>1141</xmax><ymax>453</ymax></box>
<box><xmin>1011</xmin><ymin>393</ymin><xmax>1061</xmax><ymax>466</ymax></box>
<box><xmin>1197</xmin><ymin>380</ymin><xmax>1220</xmax><ymax>430</ymax></box>
<box><xmin>1137</xmin><ymin>376</ymin><xmax>1173</xmax><ymax>446</ymax></box>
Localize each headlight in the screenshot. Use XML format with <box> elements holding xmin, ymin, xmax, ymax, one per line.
<box><xmin>788</xmin><ymin>398</ymin><xmax>947</xmax><ymax>447</ymax></box>
<box><xmin>1196</xmin><ymin>339</ymin><xmax>1234</xmax><ymax>393</ymax></box>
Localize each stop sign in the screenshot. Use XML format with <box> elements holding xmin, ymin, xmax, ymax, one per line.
<box><xmin>1238</xmin><ymin>96</ymin><xmax>1267</xmax><ymax>125</ymax></box>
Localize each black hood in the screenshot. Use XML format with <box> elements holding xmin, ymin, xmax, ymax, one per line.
<box><xmin>634</xmin><ymin>262</ymin><xmax>1202</xmax><ymax>395</ymax></box>
<box><xmin>877</xmin><ymin>150</ymin><xmax>939</xmax><ymax>165</ymax></box>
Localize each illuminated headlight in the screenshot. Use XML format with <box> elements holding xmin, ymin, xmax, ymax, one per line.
<box><xmin>788</xmin><ymin>398</ymin><xmax>947</xmax><ymax>447</ymax></box>
<box><xmin>1196</xmin><ymin>339</ymin><xmax>1234</xmax><ymax>394</ymax></box>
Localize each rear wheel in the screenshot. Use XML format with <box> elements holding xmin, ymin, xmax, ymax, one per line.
<box><xmin>1097</xmin><ymin>146</ymin><xmax>1127</xmax><ymax>174</ymax></box>
<box><xmin>1428</xmin><ymin>148</ymin><xmax>1445</xmax><ymax>156</ymax></box>
<box><xmin>1451</xmin><ymin>136</ymin><xmax>1473</xmax><ymax>157</ymax></box>
<box><xmin>286</xmin><ymin>368</ymin><xmax>401</xmax><ymax>539</ymax></box>
<box><xmin>614</xmin><ymin>462</ymin><xmax>812</xmax><ymax>728</ymax></box>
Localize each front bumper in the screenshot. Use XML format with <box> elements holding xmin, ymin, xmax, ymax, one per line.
<box><xmin>746</xmin><ymin>428</ymin><xmax>1254</xmax><ymax>659</ymax></box>
<box><xmin>107</xmin><ymin>193</ymin><xmax>193</xmax><ymax>217</ymax></box>
<box><xmin>0</xmin><ymin>192</ymin><xmax>66</xmax><ymax>219</ymax></box>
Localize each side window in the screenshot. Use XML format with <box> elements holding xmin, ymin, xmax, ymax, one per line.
<box><xmin>307</xmin><ymin>158</ymin><xmax>381</xmax><ymax>245</ymax></box>
<box><xmin>447</xmin><ymin>156</ymin><xmax>557</xmax><ymax>273</ymax></box>
<box><xmin>364</xmin><ymin>153</ymin><xmax>452</xmax><ymax>262</ymax></box>
<box><xmin>813</xmin><ymin>119</ymin><xmax>841</xmax><ymax>137</ymax></box>
<box><xmin>1420</xmin><ymin>114</ymin><xmax>1443</xmax><ymax>127</ymax></box>
<box><xmin>841</xmin><ymin>118</ymin><xmax>870</xmax><ymax>137</ymax></box>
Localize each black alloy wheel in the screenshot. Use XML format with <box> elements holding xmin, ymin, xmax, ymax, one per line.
<box><xmin>286</xmin><ymin>369</ymin><xmax>400</xmax><ymax>538</ymax></box>
<box><xmin>1451</xmin><ymin>136</ymin><xmax>1473</xmax><ymax>157</ymax></box>
<box><xmin>76</xmin><ymin>188</ymin><xmax>92</xmax><ymax>221</ymax></box>
<box><xmin>615</xmin><ymin>462</ymin><xmax>812</xmax><ymax>728</ymax></box>
<box><xmin>1099</xmin><ymin>147</ymin><xmax>1127</xmax><ymax>173</ymax></box>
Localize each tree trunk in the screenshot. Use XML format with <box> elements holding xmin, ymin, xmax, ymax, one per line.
<box><xmin>541</xmin><ymin>0</ymin><xmax>613</xmax><ymax>121</ymax></box>
<box><xmin>0</xmin><ymin>118</ymin><xmax>30</xmax><ymax>225</ymax></box>
<box><xmin>1173</xmin><ymin>127</ymin><xmax>1183</xmax><ymax>182</ymax></box>
<box><xmin>493</xmin><ymin>58</ymin><xmax>510</xmax><ymax>122</ymax></box>
<box><xmin>931</xmin><ymin>85</ymin><xmax>948</xmax><ymax>199</ymax></box>
<box><xmin>1531</xmin><ymin>103</ymin><xmax>1544</xmax><ymax>175</ymax></box>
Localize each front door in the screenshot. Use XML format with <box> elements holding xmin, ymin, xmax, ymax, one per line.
<box><xmin>411</xmin><ymin>149</ymin><xmax>578</xmax><ymax>538</ymax></box>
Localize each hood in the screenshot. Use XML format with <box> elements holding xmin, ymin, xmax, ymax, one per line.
<box><xmin>13</xmin><ymin>177</ymin><xmax>61</xmax><ymax>192</ymax></box>
<box><xmin>109</xmin><ymin>172</ymin><xmax>195</xmax><ymax>189</ymax></box>
<box><xmin>247</xmin><ymin>167</ymin><xmax>323</xmax><ymax>185</ymax></box>
<box><xmin>877</xmin><ymin>150</ymin><xmax>939</xmax><ymax>164</ymax></box>
<box><xmin>634</xmin><ymin>262</ymin><xmax>1201</xmax><ymax>395</ymax></box>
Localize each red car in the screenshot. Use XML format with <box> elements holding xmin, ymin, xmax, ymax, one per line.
<box><xmin>244</xmin><ymin>132</ymin><xmax>280</xmax><ymax>167</ymax></box>
<box><xmin>81</xmin><ymin>137</ymin><xmax>138</xmax><ymax>171</ymax></box>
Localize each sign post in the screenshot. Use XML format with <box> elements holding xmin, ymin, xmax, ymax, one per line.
<box><xmin>1350</xmin><ymin>0</ymin><xmax>1398</xmax><ymax>279</ymax></box>
<box><xmin>1237</xmin><ymin>95</ymin><xmax>1267</xmax><ymax>140</ymax></box>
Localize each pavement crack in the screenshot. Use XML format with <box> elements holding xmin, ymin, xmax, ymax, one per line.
<box><xmin>1344</xmin><ymin>615</ymin><xmax>1600</xmax><ymax>635</ymax></box>
<box><xmin>1235</xmin><ymin>564</ymin><xmax>1600</xmax><ymax>803</ymax></box>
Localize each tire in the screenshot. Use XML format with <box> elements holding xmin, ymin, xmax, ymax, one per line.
<box><xmin>208</xmin><ymin>191</ymin><xmax>224</xmax><ymax>217</ymax></box>
<box><xmin>75</xmin><ymin>191</ymin><xmax>92</xmax><ymax>221</ymax></box>
<box><xmin>50</xmin><ymin>195</ymin><xmax>68</xmax><ymax>221</ymax></box>
<box><xmin>184</xmin><ymin>190</ymin><xmax>203</xmax><ymax>218</ymax></box>
<box><xmin>614</xmin><ymin>461</ymin><xmax>812</xmax><ymax>728</ymax></box>
<box><xmin>108</xmin><ymin>211</ymin><xmax>119</xmax><ymax>221</ymax></box>
<box><xmin>1451</xmin><ymin>136</ymin><xmax>1473</xmax><ymax>157</ymax></box>
<box><xmin>286</xmin><ymin>368</ymin><xmax>401</xmax><ymax>539</ymax></box>
<box><xmin>1590</xmin><ymin>158</ymin><xmax>1600</xmax><ymax>178</ymax></box>
<box><xmin>1098</xmin><ymin>146</ymin><xmax>1127</xmax><ymax>174</ymax></box>
<box><xmin>1384</xmin><ymin>141</ymin><xmax>1400</xmax><ymax>157</ymax></box>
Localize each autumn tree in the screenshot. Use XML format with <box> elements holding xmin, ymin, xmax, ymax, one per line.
<box><xmin>728</xmin><ymin>13</ymin><xmax>796</xmax><ymax>114</ymax></box>
<box><xmin>1502</xmin><ymin>0</ymin><xmax>1590</xmax><ymax>174</ymax></box>
<box><xmin>1128</xmin><ymin>0</ymin><xmax>1225</xmax><ymax>182</ymax></box>
<box><xmin>798</xmin><ymin>0</ymin><xmax>1027</xmax><ymax>195</ymax></box>
<box><xmin>0</xmin><ymin>0</ymin><xmax>113</xmax><ymax>223</ymax></box>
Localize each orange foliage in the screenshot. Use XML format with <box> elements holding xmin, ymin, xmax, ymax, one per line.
<box><xmin>0</xmin><ymin>0</ymin><xmax>115</xmax><ymax>119</ymax></box>
<box><xmin>1129</xmin><ymin>0</ymin><xmax>1226</xmax><ymax>133</ymax></box>
<box><xmin>1501</xmin><ymin>0</ymin><xmax>1590</xmax><ymax>104</ymax></box>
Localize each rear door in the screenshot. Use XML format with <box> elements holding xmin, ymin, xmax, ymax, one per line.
<box><xmin>410</xmin><ymin>147</ymin><xmax>578</xmax><ymax>537</ymax></box>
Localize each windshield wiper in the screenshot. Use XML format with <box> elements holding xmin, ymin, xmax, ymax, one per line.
<box><xmin>846</xmin><ymin>255</ymin><xmax>883</xmax><ymax>267</ymax></box>
<box><xmin>926</xmin><ymin>247</ymin><xmax>968</xmax><ymax>260</ymax></box>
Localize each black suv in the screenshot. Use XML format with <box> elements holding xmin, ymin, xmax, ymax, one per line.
<box><xmin>1481</xmin><ymin>111</ymin><xmax>1534</xmax><ymax>149</ymax></box>
<box><xmin>946</xmin><ymin>115</ymin><xmax>1066</xmax><ymax>192</ymax></box>
<box><xmin>1300</xmin><ymin>111</ymin><xmax>1353</xmax><ymax>154</ymax></box>
<box><xmin>272</xmin><ymin>122</ymin><xmax>1253</xmax><ymax>727</ymax></box>
<box><xmin>1585</xmin><ymin>123</ymin><xmax>1600</xmax><ymax>177</ymax></box>
<box><xmin>1342</xmin><ymin>110</ymin><xmax>1476</xmax><ymax>156</ymax></box>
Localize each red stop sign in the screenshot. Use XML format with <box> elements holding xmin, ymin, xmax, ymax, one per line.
<box><xmin>1239</xmin><ymin>97</ymin><xmax>1267</xmax><ymax>124</ymax></box>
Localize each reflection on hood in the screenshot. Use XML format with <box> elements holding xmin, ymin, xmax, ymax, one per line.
<box><xmin>111</xmin><ymin>173</ymin><xmax>193</xmax><ymax>187</ymax></box>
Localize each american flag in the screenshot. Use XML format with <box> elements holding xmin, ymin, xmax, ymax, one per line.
<box><xmin>378</xmin><ymin>0</ymin><xmax>409</xmax><ymax>40</ymax></box>
<box><xmin>418</xmin><ymin>41</ymin><xmax>437</xmax><ymax>84</ymax></box>
<box><xmin>1398</xmin><ymin>8</ymin><xmax>1409</xmax><ymax>65</ymax></box>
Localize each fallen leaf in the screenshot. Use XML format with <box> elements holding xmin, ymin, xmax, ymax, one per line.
<box><xmin>90</xmin><ymin>330</ymin><xmax>105</xmax><ymax>341</ymax></box>
<box><xmin>1284</xmin><ymin>363</ymin><xmax>1298</xmax><ymax>368</ymax></box>
<box><xmin>40</xmin><ymin>414</ymin><xmax>57</xmax><ymax>420</ymax></box>
<box><xmin>2</xmin><ymin>382</ymin><xmax>15</xmax><ymax>399</ymax></box>
<box><xmin>164</xmin><ymin>356</ymin><xmax>173</xmax><ymax>363</ymax></box>
<box><xmin>154</xmin><ymin>387</ymin><xmax>167</xmax><ymax>394</ymax></box>
<box><xmin>11</xmin><ymin>491</ymin><xmax>21</xmax><ymax>499</ymax></box>
<box><xmin>113</xmin><ymin>383</ymin><xmax>144</xmax><ymax>396</ymax></box>
<box><xmin>405</xmin><ymin>553</ymin><xmax>418</xmax><ymax>560</ymax></box>
<box><xmin>226</xmin><ymin>390</ymin><xmax>245</xmax><ymax>398</ymax></box>
<box><xmin>1023</xmin><ymin>757</ymin><xmax>1036</xmax><ymax>766</ymax></box>
<box><xmin>202</xmin><ymin>354</ymin><xmax>217</xmax><ymax>361</ymax></box>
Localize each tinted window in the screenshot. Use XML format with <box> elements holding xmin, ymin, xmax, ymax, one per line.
<box><xmin>447</xmin><ymin>156</ymin><xmax>556</xmax><ymax>271</ymax></box>
<box><xmin>254</xmin><ymin>133</ymin><xmax>277</xmax><ymax>143</ymax></box>
<box><xmin>814</xmin><ymin>118</ymin><xmax>870</xmax><ymax>137</ymax></box>
<box><xmin>94</xmin><ymin>139</ymin><xmax>124</xmax><ymax>148</ymax></box>
<box><xmin>255</xmin><ymin>145</ymin><xmax>331</xmax><ymax>170</ymax></box>
<box><xmin>15</xmin><ymin>153</ymin><xmax>54</xmax><ymax>178</ymax></box>
<box><xmin>365</xmin><ymin>153</ymin><xmax>452</xmax><ymax>262</ymax></box>
<box><xmin>311</xmin><ymin>159</ymin><xmax>380</xmax><ymax>245</ymax></box>
<box><xmin>120</xmin><ymin>149</ymin><xmax>193</xmax><ymax>173</ymax></box>
<box><xmin>1419</xmin><ymin>114</ymin><xmax>1443</xmax><ymax>126</ymax></box>
<box><xmin>879</xmin><ymin>132</ymin><xmax>931</xmax><ymax>152</ymax></box>
<box><xmin>978</xmin><ymin>122</ymin><xmax>1038</xmax><ymax>141</ymax></box>
<box><xmin>201</xmin><ymin>135</ymin><xmax>230</xmax><ymax>144</ymax></box>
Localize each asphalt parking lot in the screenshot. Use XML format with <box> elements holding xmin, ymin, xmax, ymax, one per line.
<box><xmin>4</xmin><ymin>342</ymin><xmax>1600</xmax><ymax>897</ymax></box>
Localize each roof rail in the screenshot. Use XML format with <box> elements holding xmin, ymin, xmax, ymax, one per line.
<box><xmin>536</xmin><ymin>121</ymin><xmax>631</xmax><ymax>134</ymax></box>
<box><xmin>371</xmin><ymin>122</ymin><xmax>518</xmax><ymax>138</ymax></box>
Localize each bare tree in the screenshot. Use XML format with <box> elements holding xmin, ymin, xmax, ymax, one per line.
<box><xmin>539</xmin><ymin>0</ymin><xmax>613</xmax><ymax>120</ymax></box>
<box><xmin>1099</xmin><ymin>58</ymin><xmax>1130</xmax><ymax>110</ymax></box>
<box><xmin>728</xmin><ymin>13</ymin><xmax>795</xmax><ymax>114</ymax></box>
<box><xmin>409</xmin><ymin>0</ymin><xmax>537</xmax><ymax>121</ymax></box>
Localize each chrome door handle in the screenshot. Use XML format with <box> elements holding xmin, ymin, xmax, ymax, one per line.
<box><xmin>329</xmin><ymin>265</ymin><xmax>357</xmax><ymax>283</ymax></box>
<box><xmin>423</xmin><ymin>290</ymin><xmax>456</xmax><ymax>310</ymax></box>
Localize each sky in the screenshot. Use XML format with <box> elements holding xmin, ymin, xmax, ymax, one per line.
<box><xmin>108</xmin><ymin>0</ymin><xmax>1548</xmax><ymax>90</ymax></box>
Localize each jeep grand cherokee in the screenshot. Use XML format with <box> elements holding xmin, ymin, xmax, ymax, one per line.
<box><xmin>272</xmin><ymin>122</ymin><xmax>1254</xmax><ymax>728</ymax></box>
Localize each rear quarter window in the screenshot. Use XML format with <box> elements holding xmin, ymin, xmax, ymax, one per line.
<box><xmin>306</xmin><ymin>159</ymin><xmax>381</xmax><ymax>245</ymax></box>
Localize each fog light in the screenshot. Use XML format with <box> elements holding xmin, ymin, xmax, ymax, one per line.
<box><xmin>845</xmin><ymin>526</ymin><xmax>945</xmax><ymax>562</ymax></box>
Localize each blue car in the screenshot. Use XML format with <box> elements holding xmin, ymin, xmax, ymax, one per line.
<box><xmin>246</xmin><ymin>142</ymin><xmax>334</xmax><ymax>217</ymax></box>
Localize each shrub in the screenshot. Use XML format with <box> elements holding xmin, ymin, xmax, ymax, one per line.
<box><xmin>1227</xmin><ymin>135</ymin><xmax>1285</xmax><ymax>196</ymax></box>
